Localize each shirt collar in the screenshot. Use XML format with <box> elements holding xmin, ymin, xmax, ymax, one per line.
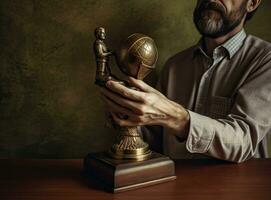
<box><xmin>194</xmin><ymin>29</ymin><xmax>247</xmax><ymax>59</ymax></box>
<box><xmin>222</xmin><ymin>29</ymin><xmax>247</xmax><ymax>58</ymax></box>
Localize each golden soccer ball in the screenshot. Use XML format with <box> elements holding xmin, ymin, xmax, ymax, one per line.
<box><xmin>116</xmin><ymin>33</ymin><xmax>158</xmax><ymax>80</ymax></box>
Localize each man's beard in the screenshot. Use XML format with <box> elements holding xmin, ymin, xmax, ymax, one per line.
<box><xmin>193</xmin><ymin>0</ymin><xmax>247</xmax><ymax>38</ymax></box>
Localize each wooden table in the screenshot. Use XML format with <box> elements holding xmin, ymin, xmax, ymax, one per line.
<box><xmin>0</xmin><ymin>159</ymin><xmax>270</xmax><ymax>200</ymax></box>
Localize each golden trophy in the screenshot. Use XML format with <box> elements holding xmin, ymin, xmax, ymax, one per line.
<box><xmin>83</xmin><ymin>27</ymin><xmax>176</xmax><ymax>193</ymax></box>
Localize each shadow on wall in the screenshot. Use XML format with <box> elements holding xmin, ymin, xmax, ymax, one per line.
<box><xmin>0</xmin><ymin>0</ymin><xmax>270</xmax><ymax>158</ymax></box>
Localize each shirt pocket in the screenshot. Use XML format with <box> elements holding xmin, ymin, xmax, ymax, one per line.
<box><xmin>209</xmin><ymin>96</ymin><xmax>232</xmax><ymax>119</ymax></box>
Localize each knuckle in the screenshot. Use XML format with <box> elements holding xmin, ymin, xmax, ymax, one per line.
<box><xmin>144</xmin><ymin>93</ymin><xmax>156</xmax><ymax>105</ymax></box>
<box><xmin>136</xmin><ymin>105</ymin><xmax>145</xmax><ymax>115</ymax></box>
<box><xmin>142</xmin><ymin>93</ymin><xmax>149</xmax><ymax>102</ymax></box>
<box><xmin>121</xmin><ymin>90</ymin><xmax>129</xmax><ymax>97</ymax></box>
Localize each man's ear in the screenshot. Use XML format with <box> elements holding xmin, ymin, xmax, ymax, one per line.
<box><xmin>247</xmin><ymin>0</ymin><xmax>262</xmax><ymax>13</ymax></box>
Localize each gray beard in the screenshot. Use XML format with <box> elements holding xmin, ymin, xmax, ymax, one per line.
<box><xmin>198</xmin><ymin>18</ymin><xmax>224</xmax><ymax>36</ymax></box>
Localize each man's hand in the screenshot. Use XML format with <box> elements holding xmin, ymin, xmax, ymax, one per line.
<box><xmin>100</xmin><ymin>77</ymin><xmax>190</xmax><ymax>139</ymax></box>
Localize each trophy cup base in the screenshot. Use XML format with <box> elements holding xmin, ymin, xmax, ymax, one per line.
<box><xmin>108</xmin><ymin>146</ymin><xmax>152</xmax><ymax>161</ymax></box>
<box><xmin>82</xmin><ymin>151</ymin><xmax>176</xmax><ymax>193</ymax></box>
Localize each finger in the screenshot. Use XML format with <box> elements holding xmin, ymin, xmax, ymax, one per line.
<box><xmin>100</xmin><ymin>94</ymin><xmax>137</xmax><ymax>117</ymax></box>
<box><xmin>111</xmin><ymin>112</ymin><xmax>143</xmax><ymax>127</ymax></box>
<box><xmin>100</xmin><ymin>87</ymin><xmax>145</xmax><ymax>115</ymax></box>
<box><xmin>127</xmin><ymin>76</ymin><xmax>156</xmax><ymax>93</ymax></box>
<box><xmin>106</xmin><ymin>80</ymin><xmax>145</xmax><ymax>102</ymax></box>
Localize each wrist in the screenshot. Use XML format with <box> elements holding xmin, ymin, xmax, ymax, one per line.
<box><xmin>175</xmin><ymin>110</ymin><xmax>190</xmax><ymax>141</ymax></box>
<box><xmin>166</xmin><ymin>104</ymin><xmax>190</xmax><ymax>140</ymax></box>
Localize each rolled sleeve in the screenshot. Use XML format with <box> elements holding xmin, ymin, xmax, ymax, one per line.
<box><xmin>186</xmin><ymin>110</ymin><xmax>216</xmax><ymax>153</ymax></box>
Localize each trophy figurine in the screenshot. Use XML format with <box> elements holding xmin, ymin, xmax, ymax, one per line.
<box><xmin>93</xmin><ymin>27</ymin><xmax>114</xmax><ymax>86</ymax></box>
<box><xmin>83</xmin><ymin>27</ymin><xmax>176</xmax><ymax>193</ymax></box>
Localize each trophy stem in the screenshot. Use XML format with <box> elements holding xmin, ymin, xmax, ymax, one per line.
<box><xmin>108</xmin><ymin>126</ymin><xmax>151</xmax><ymax>161</ymax></box>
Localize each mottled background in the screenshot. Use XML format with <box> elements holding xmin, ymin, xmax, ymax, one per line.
<box><xmin>0</xmin><ymin>0</ymin><xmax>271</xmax><ymax>158</ymax></box>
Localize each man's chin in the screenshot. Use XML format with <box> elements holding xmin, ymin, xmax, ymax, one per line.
<box><xmin>195</xmin><ymin>17</ymin><xmax>225</xmax><ymax>38</ymax></box>
<box><xmin>197</xmin><ymin>25</ymin><xmax>225</xmax><ymax>39</ymax></box>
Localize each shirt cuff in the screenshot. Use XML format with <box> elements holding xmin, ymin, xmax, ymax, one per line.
<box><xmin>185</xmin><ymin>110</ymin><xmax>215</xmax><ymax>153</ymax></box>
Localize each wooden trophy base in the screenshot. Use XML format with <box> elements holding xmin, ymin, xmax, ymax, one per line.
<box><xmin>83</xmin><ymin>151</ymin><xmax>176</xmax><ymax>193</ymax></box>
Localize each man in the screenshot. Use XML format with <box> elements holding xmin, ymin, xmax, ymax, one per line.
<box><xmin>100</xmin><ymin>0</ymin><xmax>271</xmax><ymax>163</ymax></box>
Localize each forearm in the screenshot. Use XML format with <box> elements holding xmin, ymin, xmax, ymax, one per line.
<box><xmin>98</xmin><ymin>49</ymin><xmax>113</xmax><ymax>57</ymax></box>
<box><xmin>185</xmin><ymin>111</ymin><xmax>266</xmax><ymax>163</ymax></box>
<box><xmin>104</xmin><ymin>51</ymin><xmax>113</xmax><ymax>56</ymax></box>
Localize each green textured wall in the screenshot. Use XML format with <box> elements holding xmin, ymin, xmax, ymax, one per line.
<box><xmin>0</xmin><ymin>0</ymin><xmax>271</xmax><ymax>158</ymax></box>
